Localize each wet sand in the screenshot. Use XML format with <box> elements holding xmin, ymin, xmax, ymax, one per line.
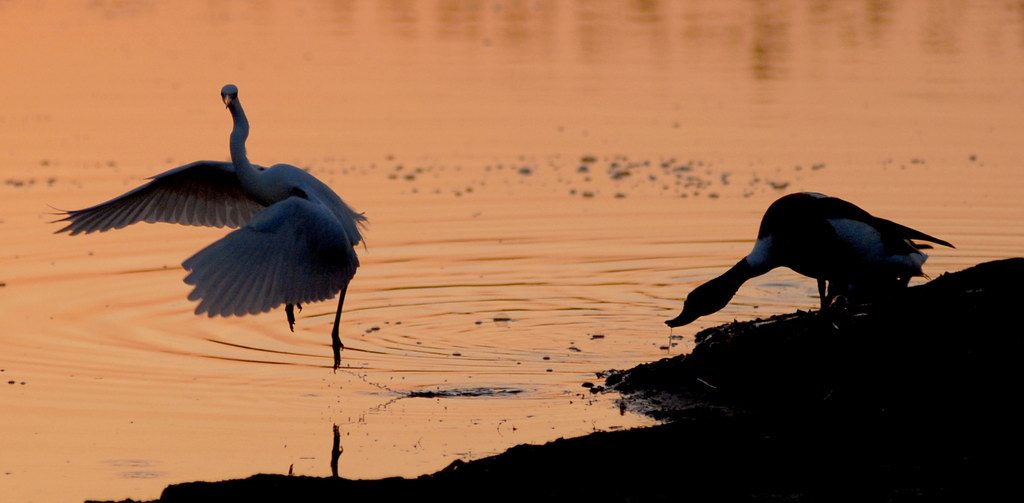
<box><xmin>98</xmin><ymin>258</ymin><xmax>1024</xmax><ymax>502</ymax></box>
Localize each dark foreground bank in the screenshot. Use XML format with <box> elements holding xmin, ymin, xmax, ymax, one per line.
<box><xmin>101</xmin><ymin>258</ymin><xmax>1024</xmax><ymax>503</ymax></box>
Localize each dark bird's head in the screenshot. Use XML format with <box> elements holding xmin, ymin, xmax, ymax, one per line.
<box><xmin>221</xmin><ymin>84</ymin><xmax>239</xmax><ymax>108</ymax></box>
<box><xmin>665</xmin><ymin>261</ymin><xmax>751</xmax><ymax>328</ymax></box>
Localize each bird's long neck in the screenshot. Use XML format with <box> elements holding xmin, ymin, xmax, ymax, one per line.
<box><xmin>228</xmin><ymin>100</ymin><xmax>259</xmax><ymax>187</ymax></box>
<box><xmin>722</xmin><ymin>258</ymin><xmax>763</xmax><ymax>290</ymax></box>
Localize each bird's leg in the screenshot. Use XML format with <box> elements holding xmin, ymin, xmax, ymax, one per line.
<box><xmin>817</xmin><ymin>278</ymin><xmax>828</xmax><ymax>311</ymax></box>
<box><xmin>286</xmin><ymin>304</ymin><xmax>296</xmax><ymax>332</ymax></box>
<box><xmin>286</xmin><ymin>303</ymin><xmax>305</xmax><ymax>331</ymax></box>
<box><xmin>330</xmin><ymin>284</ymin><xmax>349</xmax><ymax>371</ymax></box>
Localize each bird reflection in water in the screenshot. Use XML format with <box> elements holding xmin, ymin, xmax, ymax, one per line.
<box><xmin>331</xmin><ymin>424</ymin><xmax>343</xmax><ymax>478</ymax></box>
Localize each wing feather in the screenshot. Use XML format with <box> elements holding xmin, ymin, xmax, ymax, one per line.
<box><xmin>55</xmin><ymin>161</ymin><xmax>265</xmax><ymax>235</ymax></box>
<box><xmin>816</xmin><ymin>195</ymin><xmax>954</xmax><ymax>249</ymax></box>
<box><xmin>182</xmin><ymin>197</ymin><xmax>358</xmax><ymax>317</ymax></box>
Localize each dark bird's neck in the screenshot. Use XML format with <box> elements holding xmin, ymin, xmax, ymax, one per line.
<box><xmin>227</xmin><ymin>100</ymin><xmax>259</xmax><ymax>189</ymax></box>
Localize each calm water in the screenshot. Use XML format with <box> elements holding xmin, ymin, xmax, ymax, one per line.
<box><xmin>1</xmin><ymin>1</ymin><xmax>1023</xmax><ymax>501</ymax></box>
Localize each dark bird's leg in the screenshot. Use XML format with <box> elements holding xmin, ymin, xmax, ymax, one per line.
<box><xmin>285</xmin><ymin>303</ymin><xmax>303</xmax><ymax>332</ymax></box>
<box><xmin>817</xmin><ymin>278</ymin><xmax>828</xmax><ymax>311</ymax></box>
<box><xmin>330</xmin><ymin>284</ymin><xmax>349</xmax><ymax>371</ymax></box>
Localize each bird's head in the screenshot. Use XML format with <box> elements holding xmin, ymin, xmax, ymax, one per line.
<box><xmin>665</xmin><ymin>275</ymin><xmax>739</xmax><ymax>328</ymax></box>
<box><xmin>221</xmin><ymin>84</ymin><xmax>239</xmax><ymax>108</ymax></box>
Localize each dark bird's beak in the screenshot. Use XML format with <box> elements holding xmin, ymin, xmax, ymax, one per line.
<box><xmin>665</xmin><ymin>311</ymin><xmax>698</xmax><ymax>328</ymax></box>
<box><xmin>222</xmin><ymin>95</ymin><xmax>233</xmax><ymax>108</ymax></box>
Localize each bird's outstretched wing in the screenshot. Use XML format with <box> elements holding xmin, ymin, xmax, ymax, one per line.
<box><xmin>54</xmin><ymin>161</ymin><xmax>265</xmax><ymax>235</ymax></box>
<box><xmin>182</xmin><ymin>197</ymin><xmax>359</xmax><ymax>317</ymax></box>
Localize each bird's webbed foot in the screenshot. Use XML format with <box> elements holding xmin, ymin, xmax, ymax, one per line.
<box><xmin>286</xmin><ymin>303</ymin><xmax>303</xmax><ymax>332</ymax></box>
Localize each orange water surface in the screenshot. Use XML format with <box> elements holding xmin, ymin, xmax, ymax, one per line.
<box><xmin>1</xmin><ymin>1</ymin><xmax>1023</xmax><ymax>501</ymax></box>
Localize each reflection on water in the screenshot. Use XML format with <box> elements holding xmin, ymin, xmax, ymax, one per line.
<box><xmin>331</xmin><ymin>424</ymin><xmax>342</xmax><ymax>478</ymax></box>
<box><xmin>0</xmin><ymin>1</ymin><xmax>1023</xmax><ymax>502</ymax></box>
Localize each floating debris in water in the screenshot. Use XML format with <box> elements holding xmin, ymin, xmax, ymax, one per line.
<box><xmin>590</xmin><ymin>334</ymin><xmax>605</xmax><ymax>340</ymax></box>
<box><xmin>493</xmin><ymin>313</ymin><xmax>511</xmax><ymax>322</ymax></box>
<box><xmin>4</xmin><ymin>178</ymin><xmax>35</xmax><ymax>187</ymax></box>
<box><xmin>407</xmin><ymin>387</ymin><xmax>523</xmax><ymax>398</ymax></box>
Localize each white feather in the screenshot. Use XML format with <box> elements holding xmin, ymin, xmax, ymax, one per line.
<box><xmin>828</xmin><ymin>218</ymin><xmax>926</xmax><ymax>275</ymax></box>
<box><xmin>745</xmin><ymin>236</ymin><xmax>774</xmax><ymax>270</ymax></box>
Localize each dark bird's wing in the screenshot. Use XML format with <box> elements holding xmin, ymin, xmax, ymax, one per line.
<box><xmin>182</xmin><ymin>197</ymin><xmax>359</xmax><ymax>317</ymax></box>
<box><xmin>870</xmin><ymin>218</ymin><xmax>955</xmax><ymax>249</ymax></box>
<box><xmin>54</xmin><ymin>161</ymin><xmax>265</xmax><ymax>235</ymax></box>
<box><xmin>816</xmin><ymin>195</ymin><xmax>955</xmax><ymax>249</ymax></box>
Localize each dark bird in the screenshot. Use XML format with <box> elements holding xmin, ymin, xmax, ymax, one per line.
<box><xmin>55</xmin><ymin>84</ymin><xmax>366</xmax><ymax>369</ymax></box>
<box><xmin>666</xmin><ymin>192</ymin><xmax>953</xmax><ymax>327</ymax></box>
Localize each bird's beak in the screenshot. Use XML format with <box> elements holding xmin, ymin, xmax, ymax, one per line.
<box><xmin>222</xmin><ymin>95</ymin><xmax>233</xmax><ymax>108</ymax></box>
<box><xmin>665</xmin><ymin>311</ymin><xmax>698</xmax><ymax>328</ymax></box>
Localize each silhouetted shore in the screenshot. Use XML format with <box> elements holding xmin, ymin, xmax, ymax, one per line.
<box><xmin>100</xmin><ymin>258</ymin><xmax>1024</xmax><ymax>503</ymax></box>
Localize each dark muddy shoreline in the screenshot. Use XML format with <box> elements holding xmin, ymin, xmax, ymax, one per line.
<box><xmin>100</xmin><ymin>258</ymin><xmax>1024</xmax><ymax>503</ymax></box>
